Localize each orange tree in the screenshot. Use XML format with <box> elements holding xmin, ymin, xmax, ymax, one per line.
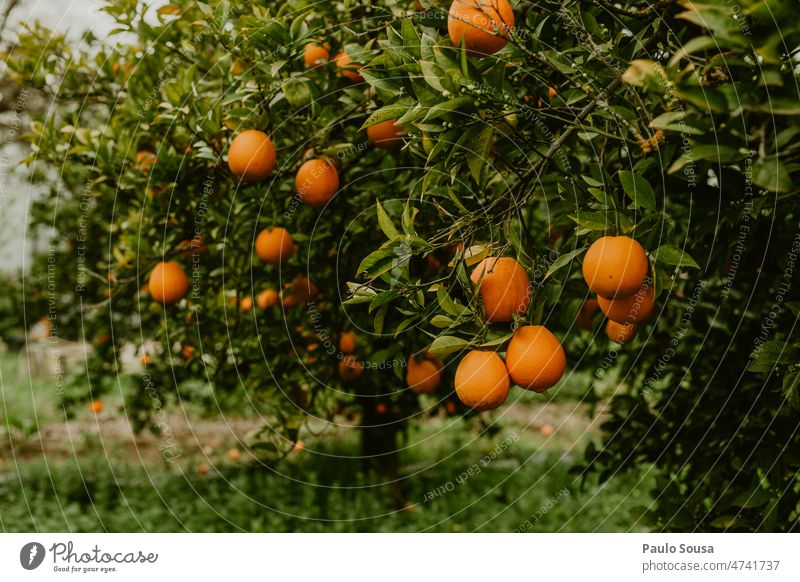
<box><xmin>8</xmin><ymin>0</ymin><xmax>800</xmax><ymax>529</ymax></box>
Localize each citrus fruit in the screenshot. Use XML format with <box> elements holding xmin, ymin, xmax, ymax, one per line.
<box><xmin>582</xmin><ymin>236</ymin><xmax>649</xmax><ymax>299</ymax></box>
<box><xmin>227</xmin><ymin>449</ymin><xmax>240</xmax><ymax>462</ymax></box>
<box><xmin>334</xmin><ymin>51</ymin><xmax>363</xmax><ymax>82</ymax></box>
<box><xmin>227</xmin><ymin>129</ymin><xmax>276</xmax><ymax>181</ymax></box>
<box><xmin>505</xmin><ymin>325</ymin><xmax>567</xmax><ymax>392</ymax></box>
<box><xmin>256</xmin><ymin>289</ymin><xmax>279</xmax><ymax>309</ymax></box>
<box><xmin>339</xmin><ymin>331</ymin><xmax>357</xmax><ymax>354</ymax></box>
<box><xmin>339</xmin><ymin>355</ymin><xmax>363</xmax><ymax>380</ymax></box>
<box><xmin>90</xmin><ymin>400</ymin><xmax>104</xmax><ymax>413</ymax></box>
<box><xmin>255</xmin><ymin>227</ymin><xmax>297</xmax><ymax>264</ymax></box>
<box><xmin>606</xmin><ymin>320</ymin><xmax>637</xmax><ymax>344</ymax></box>
<box><xmin>448</xmin><ymin>0</ymin><xmax>515</xmax><ymax>56</ymax></box>
<box><xmin>135</xmin><ymin>150</ymin><xmax>156</xmax><ymax>173</ymax></box>
<box><xmin>296</xmin><ymin>158</ymin><xmax>339</xmax><ymax>207</ymax></box>
<box><xmin>598</xmin><ymin>282</ymin><xmax>656</xmax><ymax>324</ymax></box>
<box><xmin>367</xmin><ymin>119</ymin><xmax>406</xmax><ymax>150</ymax></box>
<box><xmin>406</xmin><ymin>355</ymin><xmax>444</xmax><ymax>394</ymax></box>
<box><xmin>281</xmin><ymin>276</ymin><xmax>319</xmax><ymax>308</ymax></box>
<box><xmin>470</xmin><ymin>257</ymin><xmax>532</xmax><ymax>322</ymax></box>
<box><xmin>240</xmin><ymin>296</ymin><xmax>253</xmax><ymax>311</ymax></box>
<box><xmin>181</xmin><ymin>345</ymin><xmax>195</xmax><ymax>359</ymax></box>
<box><xmin>148</xmin><ymin>261</ymin><xmax>189</xmax><ymax>304</ymax></box>
<box><xmin>454</xmin><ymin>350</ymin><xmax>510</xmax><ymax>411</ymax></box>
<box><xmin>303</xmin><ymin>43</ymin><xmax>329</xmax><ymax>68</ymax></box>
<box><xmin>576</xmin><ymin>299</ymin><xmax>599</xmax><ymax>331</ymax></box>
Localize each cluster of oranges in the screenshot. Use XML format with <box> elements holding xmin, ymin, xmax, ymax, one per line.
<box><xmin>580</xmin><ymin>235</ymin><xmax>655</xmax><ymax>343</ymax></box>
<box><xmin>451</xmin><ymin>235</ymin><xmax>655</xmax><ymax>412</ymax></box>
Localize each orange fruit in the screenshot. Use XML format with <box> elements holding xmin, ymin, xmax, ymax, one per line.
<box><xmin>576</xmin><ymin>298</ymin><xmax>599</xmax><ymax>331</ymax></box>
<box><xmin>90</xmin><ymin>400</ymin><xmax>104</xmax><ymax>413</ymax></box>
<box><xmin>256</xmin><ymin>289</ymin><xmax>279</xmax><ymax>309</ymax></box>
<box><xmin>547</xmin><ymin>86</ymin><xmax>557</xmax><ymax>102</ymax></box>
<box><xmin>197</xmin><ymin>463</ymin><xmax>210</xmax><ymax>475</ymax></box>
<box><xmin>367</xmin><ymin>120</ymin><xmax>406</xmax><ymax>150</ymax></box>
<box><xmin>281</xmin><ymin>276</ymin><xmax>319</xmax><ymax>308</ymax></box>
<box><xmin>181</xmin><ymin>345</ymin><xmax>195</xmax><ymax>359</ymax></box>
<box><xmin>255</xmin><ymin>227</ymin><xmax>297</xmax><ymax>264</ymax></box>
<box><xmin>296</xmin><ymin>158</ymin><xmax>339</xmax><ymax>207</ymax></box>
<box><xmin>606</xmin><ymin>320</ymin><xmax>637</xmax><ymax>344</ymax></box>
<box><xmin>303</xmin><ymin>43</ymin><xmax>330</xmax><ymax>68</ymax></box>
<box><xmin>227</xmin><ymin>129</ymin><xmax>276</xmax><ymax>181</ymax></box>
<box><xmin>376</xmin><ymin>402</ymin><xmax>388</xmax><ymax>414</ymax></box>
<box><xmin>505</xmin><ymin>325</ymin><xmax>567</xmax><ymax>392</ymax></box>
<box><xmin>598</xmin><ymin>282</ymin><xmax>656</xmax><ymax>324</ymax></box>
<box><xmin>339</xmin><ymin>355</ymin><xmax>363</xmax><ymax>380</ymax></box>
<box><xmin>448</xmin><ymin>0</ymin><xmax>515</xmax><ymax>56</ymax></box>
<box><xmin>240</xmin><ymin>296</ymin><xmax>254</xmax><ymax>311</ymax></box>
<box><xmin>135</xmin><ymin>150</ymin><xmax>156</xmax><ymax>173</ymax></box>
<box><xmin>406</xmin><ymin>355</ymin><xmax>444</xmax><ymax>394</ymax></box>
<box><xmin>339</xmin><ymin>331</ymin><xmax>357</xmax><ymax>354</ymax></box>
<box><xmin>292</xmin><ymin>440</ymin><xmax>305</xmax><ymax>453</ymax></box>
<box><xmin>140</xmin><ymin>353</ymin><xmax>152</xmax><ymax>366</ymax></box>
<box><xmin>334</xmin><ymin>51</ymin><xmax>363</xmax><ymax>82</ymax></box>
<box><xmin>148</xmin><ymin>261</ymin><xmax>189</xmax><ymax>304</ymax></box>
<box><xmin>582</xmin><ymin>236</ymin><xmax>649</xmax><ymax>299</ymax></box>
<box><xmin>540</xmin><ymin>424</ymin><xmax>554</xmax><ymax>436</ymax></box>
<box><xmin>470</xmin><ymin>257</ymin><xmax>532</xmax><ymax>322</ymax></box>
<box><xmin>454</xmin><ymin>350</ymin><xmax>510</xmax><ymax>411</ymax></box>
<box><xmin>227</xmin><ymin>448</ymin><xmax>240</xmax><ymax>462</ymax></box>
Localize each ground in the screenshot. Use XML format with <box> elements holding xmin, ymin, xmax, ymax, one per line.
<box><xmin>0</xmin><ymin>352</ymin><xmax>651</xmax><ymax>532</ymax></box>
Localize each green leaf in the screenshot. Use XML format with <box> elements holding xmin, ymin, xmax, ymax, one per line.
<box><xmin>466</xmin><ymin>125</ymin><xmax>494</xmax><ymax>183</ymax></box>
<box><xmin>376</xmin><ymin>200</ymin><xmax>399</xmax><ymax>239</ymax></box>
<box><xmin>362</xmin><ymin>98</ymin><xmax>414</xmax><ymax>129</ymax></box>
<box><xmin>618</xmin><ymin>170</ymin><xmax>656</xmax><ymax>211</ymax></box>
<box><xmin>544</xmin><ymin>247</ymin><xmax>587</xmax><ymax>281</ymax></box>
<box><xmin>652</xmin><ymin>245</ymin><xmax>700</xmax><ymax>269</ymax></box>
<box><xmin>753</xmin><ymin>158</ymin><xmax>792</xmax><ymax>193</ymax></box>
<box><xmin>282</xmin><ymin>79</ymin><xmax>312</xmax><ymax>108</ymax></box>
<box><xmin>429</xmin><ymin>335</ymin><xmax>469</xmax><ymax>356</ymax></box>
<box><xmin>748</xmin><ymin>341</ymin><xmax>799</xmax><ymax>373</ymax></box>
<box><xmin>422</xmin><ymin>96</ymin><xmax>472</xmax><ymax>122</ymax></box>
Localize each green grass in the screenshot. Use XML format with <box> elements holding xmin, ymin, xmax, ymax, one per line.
<box><xmin>0</xmin><ymin>351</ymin><xmax>653</xmax><ymax>532</ymax></box>
<box><xmin>0</xmin><ymin>434</ymin><xmax>652</xmax><ymax>533</ymax></box>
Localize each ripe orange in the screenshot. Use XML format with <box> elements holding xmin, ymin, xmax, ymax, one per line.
<box><xmin>598</xmin><ymin>282</ymin><xmax>656</xmax><ymax>324</ymax></box>
<box><xmin>227</xmin><ymin>448</ymin><xmax>240</xmax><ymax>462</ymax></box>
<box><xmin>454</xmin><ymin>350</ymin><xmax>510</xmax><ymax>411</ymax></box>
<box><xmin>339</xmin><ymin>355</ymin><xmax>363</xmax><ymax>380</ymax></box>
<box><xmin>606</xmin><ymin>320</ymin><xmax>637</xmax><ymax>344</ymax></box>
<box><xmin>181</xmin><ymin>344</ymin><xmax>195</xmax><ymax>359</ymax></box>
<box><xmin>148</xmin><ymin>261</ymin><xmax>189</xmax><ymax>304</ymax></box>
<box><xmin>339</xmin><ymin>331</ymin><xmax>357</xmax><ymax>354</ymax></box>
<box><xmin>135</xmin><ymin>150</ymin><xmax>156</xmax><ymax>173</ymax></box>
<box><xmin>140</xmin><ymin>353</ymin><xmax>152</xmax><ymax>366</ymax></box>
<box><xmin>576</xmin><ymin>299</ymin><xmax>599</xmax><ymax>331</ymax></box>
<box><xmin>255</xmin><ymin>227</ymin><xmax>297</xmax><ymax>264</ymax></box>
<box><xmin>281</xmin><ymin>276</ymin><xmax>319</xmax><ymax>308</ymax></box>
<box><xmin>240</xmin><ymin>296</ymin><xmax>254</xmax><ymax>311</ymax></box>
<box><xmin>367</xmin><ymin>120</ymin><xmax>406</xmax><ymax>150</ymax></box>
<box><xmin>448</xmin><ymin>0</ymin><xmax>515</xmax><ymax>56</ymax></box>
<box><xmin>376</xmin><ymin>402</ymin><xmax>388</xmax><ymax>415</ymax></box>
<box><xmin>470</xmin><ymin>257</ymin><xmax>532</xmax><ymax>322</ymax></box>
<box><xmin>197</xmin><ymin>463</ymin><xmax>210</xmax><ymax>475</ymax></box>
<box><xmin>296</xmin><ymin>158</ymin><xmax>339</xmax><ymax>207</ymax></box>
<box><xmin>582</xmin><ymin>236</ymin><xmax>649</xmax><ymax>299</ymax></box>
<box><xmin>256</xmin><ymin>289</ymin><xmax>279</xmax><ymax>309</ymax></box>
<box><xmin>547</xmin><ymin>86</ymin><xmax>558</xmax><ymax>102</ymax></box>
<box><xmin>406</xmin><ymin>355</ymin><xmax>444</xmax><ymax>394</ymax></box>
<box><xmin>505</xmin><ymin>325</ymin><xmax>567</xmax><ymax>392</ymax></box>
<box><xmin>90</xmin><ymin>400</ymin><xmax>104</xmax><ymax>413</ymax></box>
<box><xmin>540</xmin><ymin>424</ymin><xmax>554</xmax><ymax>436</ymax></box>
<box><xmin>303</xmin><ymin>43</ymin><xmax>330</xmax><ymax>68</ymax></box>
<box><xmin>227</xmin><ymin>129</ymin><xmax>276</xmax><ymax>181</ymax></box>
<box><xmin>334</xmin><ymin>51</ymin><xmax>363</xmax><ymax>82</ymax></box>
